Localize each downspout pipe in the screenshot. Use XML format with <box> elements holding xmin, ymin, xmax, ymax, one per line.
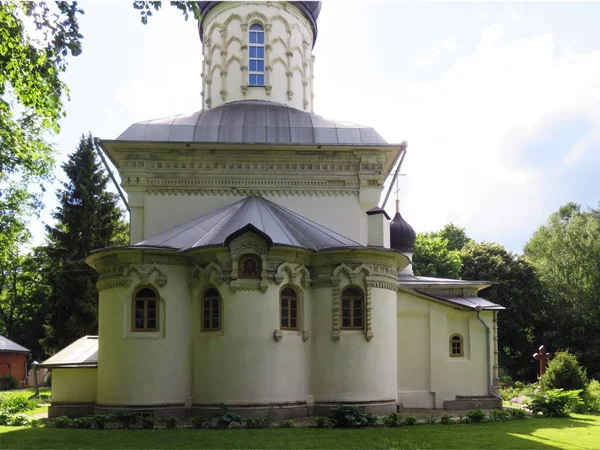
<box><xmin>475</xmin><ymin>306</ymin><xmax>502</xmax><ymax>401</ymax></box>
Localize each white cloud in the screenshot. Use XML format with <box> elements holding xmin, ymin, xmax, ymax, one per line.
<box><xmin>437</xmin><ymin>36</ymin><xmax>459</xmax><ymax>51</ymax></box>
<box><xmin>416</xmin><ymin>56</ymin><xmax>434</xmax><ymax>68</ymax></box>
<box><xmin>316</xmin><ymin>24</ymin><xmax>600</xmax><ymax>251</ymax></box>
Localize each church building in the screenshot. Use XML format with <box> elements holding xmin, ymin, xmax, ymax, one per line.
<box><xmin>41</xmin><ymin>1</ymin><xmax>503</xmax><ymax>419</ymax></box>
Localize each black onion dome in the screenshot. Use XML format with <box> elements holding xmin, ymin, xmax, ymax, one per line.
<box><xmin>197</xmin><ymin>1</ymin><xmax>322</xmax><ymax>47</ymax></box>
<box><xmin>390</xmin><ymin>205</ymin><xmax>416</xmax><ymax>252</ymax></box>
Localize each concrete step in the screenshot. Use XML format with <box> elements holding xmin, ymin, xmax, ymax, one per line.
<box><xmin>444</xmin><ymin>396</ymin><xmax>502</xmax><ymax>410</ymax></box>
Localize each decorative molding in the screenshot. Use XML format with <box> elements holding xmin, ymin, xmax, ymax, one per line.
<box><xmin>189</xmin><ymin>262</ymin><xmax>224</xmax><ymax>287</ymax></box>
<box><xmin>331</xmin><ymin>276</ymin><xmax>341</xmax><ymax>342</ymax></box>
<box><xmin>123</xmin><ymin>263</ymin><xmax>168</xmax><ymax>288</ymax></box>
<box><xmin>302</xmin><ymin>330</ymin><xmax>310</xmax><ymax>342</ymax></box>
<box><xmin>365</xmin><ymin>278</ymin><xmax>374</xmax><ymax>342</ymax></box>
<box><xmin>274</xmin><ymin>262</ymin><xmax>311</xmax><ymax>288</ymax></box>
<box><xmin>273</xmin><ymin>329</ymin><xmax>283</xmax><ymax>342</ymax></box>
<box><xmin>219</xmin><ymin>89</ymin><xmax>227</xmax><ymax>101</ymax></box>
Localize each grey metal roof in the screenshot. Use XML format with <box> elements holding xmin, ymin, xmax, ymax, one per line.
<box><xmin>415</xmin><ymin>290</ymin><xmax>504</xmax><ymax>311</ymax></box>
<box><xmin>116</xmin><ymin>100</ymin><xmax>388</xmax><ymax>146</ymax></box>
<box><xmin>136</xmin><ymin>196</ymin><xmax>361</xmax><ymax>251</ymax></box>
<box><xmin>39</xmin><ymin>336</ymin><xmax>98</xmax><ymax>368</ymax></box>
<box><xmin>398</xmin><ymin>275</ymin><xmax>491</xmax><ymax>287</ymax></box>
<box><xmin>0</xmin><ymin>335</ymin><xmax>29</xmax><ymax>353</ymax></box>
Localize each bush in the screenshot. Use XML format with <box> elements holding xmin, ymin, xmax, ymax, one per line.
<box><xmin>141</xmin><ymin>416</ymin><xmax>156</xmax><ymax>429</ymax></box>
<box><xmin>90</xmin><ymin>414</ymin><xmax>109</xmax><ymax>429</ymax></box>
<box><xmin>0</xmin><ymin>412</ymin><xmax>11</xmax><ymax>426</ymax></box>
<box><xmin>506</xmin><ymin>408</ymin><xmax>527</xmax><ymax>420</ymax></box>
<box><xmin>279</xmin><ymin>419</ymin><xmax>294</xmax><ymax>428</ymax></box>
<box><xmin>540</xmin><ymin>351</ymin><xmax>587</xmax><ymax>391</ymax></box>
<box><xmin>403</xmin><ymin>416</ymin><xmax>417</xmax><ymax>426</ymax></box>
<box><xmin>73</xmin><ymin>417</ymin><xmax>92</xmax><ymax>429</ymax></box>
<box><xmin>421</xmin><ymin>415</ymin><xmax>436</xmax><ymax>424</ymax></box>
<box><xmin>583</xmin><ymin>379</ymin><xmax>600</xmax><ymax>413</ymax></box>
<box><xmin>382</xmin><ymin>413</ymin><xmax>403</xmax><ymax>428</ymax></box>
<box><xmin>314</xmin><ymin>416</ymin><xmax>332</xmax><ymax>428</ymax></box>
<box><xmin>245</xmin><ymin>417</ymin><xmax>267</xmax><ymax>429</ymax></box>
<box><xmin>465</xmin><ymin>409</ymin><xmax>486</xmax><ymax>423</ymax></box>
<box><xmin>164</xmin><ymin>417</ymin><xmax>179</xmax><ymax>429</ymax></box>
<box><xmin>54</xmin><ymin>416</ymin><xmax>74</xmax><ymax>428</ymax></box>
<box><xmin>329</xmin><ymin>405</ymin><xmax>369</xmax><ymax>428</ymax></box>
<box><xmin>115</xmin><ymin>412</ymin><xmax>139</xmax><ymax>429</ymax></box>
<box><xmin>488</xmin><ymin>409</ymin><xmax>510</xmax><ymax>422</ymax></box>
<box><xmin>365</xmin><ymin>413</ymin><xmax>379</xmax><ymax>427</ymax></box>
<box><xmin>528</xmin><ymin>389</ymin><xmax>583</xmax><ymax>417</ymax></box>
<box><xmin>191</xmin><ymin>416</ymin><xmax>211</xmax><ymax>429</ymax></box>
<box><xmin>0</xmin><ymin>394</ymin><xmax>37</xmax><ymax>414</ymax></box>
<box><xmin>0</xmin><ymin>376</ymin><xmax>18</xmax><ymax>391</ymax></box>
<box><xmin>214</xmin><ymin>403</ymin><xmax>242</xmax><ymax>429</ymax></box>
<box><xmin>440</xmin><ymin>413</ymin><xmax>453</xmax><ymax>425</ymax></box>
<box><xmin>10</xmin><ymin>414</ymin><xmax>29</xmax><ymax>427</ymax></box>
<box><xmin>29</xmin><ymin>419</ymin><xmax>43</xmax><ymax>428</ymax></box>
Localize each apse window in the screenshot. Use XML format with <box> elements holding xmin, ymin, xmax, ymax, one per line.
<box><xmin>248</xmin><ymin>24</ymin><xmax>265</xmax><ymax>86</ymax></box>
<box><xmin>450</xmin><ymin>334</ymin><xmax>464</xmax><ymax>357</ymax></box>
<box><xmin>280</xmin><ymin>286</ymin><xmax>299</xmax><ymax>330</ymax></box>
<box><xmin>202</xmin><ymin>287</ymin><xmax>221</xmax><ymax>331</ymax></box>
<box><xmin>341</xmin><ymin>287</ymin><xmax>364</xmax><ymax>329</ymax></box>
<box><xmin>133</xmin><ymin>287</ymin><xmax>159</xmax><ymax>331</ymax></box>
<box><xmin>239</xmin><ymin>254</ymin><xmax>261</xmax><ymax>278</ymax></box>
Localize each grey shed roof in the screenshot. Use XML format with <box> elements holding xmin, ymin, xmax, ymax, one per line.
<box><xmin>0</xmin><ymin>335</ymin><xmax>29</xmax><ymax>353</ymax></box>
<box><xmin>116</xmin><ymin>100</ymin><xmax>388</xmax><ymax>146</ymax></box>
<box><xmin>415</xmin><ymin>290</ymin><xmax>504</xmax><ymax>311</ymax></box>
<box><xmin>39</xmin><ymin>336</ymin><xmax>98</xmax><ymax>368</ymax></box>
<box><xmin>136</xmin><ymin>196</ymin><xmax>361</xmax><ymax>251</ymax></box>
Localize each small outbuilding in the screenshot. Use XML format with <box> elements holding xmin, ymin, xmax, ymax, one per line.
<box><xmin>0</xmin><ymin>335</ymin><xmax>30</xmax><ymax>388</ymax></box>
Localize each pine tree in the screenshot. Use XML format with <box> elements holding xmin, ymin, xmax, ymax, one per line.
<box><xmin>42</xmin><ymin>134</ymin><xmax>128</xmax><ymax>352</ymax></box>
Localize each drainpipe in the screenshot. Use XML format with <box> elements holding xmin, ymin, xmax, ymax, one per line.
<box><xmin>475</xmin><ymin>306</ymin><xmax>502</xmax><ymax>401</ymax></box>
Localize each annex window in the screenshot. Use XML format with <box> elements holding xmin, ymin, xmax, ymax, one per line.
<box><xmin>248</xmin><ymin>24</ymin><xmax>265</xmax><ymax>86</ymax></box>
<box><xmin>239</xmin><ymin>254</ymin><xmax>261</xmax><ymax>278</ymax></box>
<box><xmin>341</xmin><ymin>287</ymin><xmax>363</xmax><ymax>329</ymax></box>
<box><xmin>450</xmin><ymin>334</ymin><xmax>464</xmax><ymax>357</ymax></box>
<box><xmin>202</xmin><ymin>287</ymin><xmax>221</xmax><ymax>331</ymax></box>
<box><xmin>280</xmin><ymin>286</ymin><xmax>299</xmax><ymax>330</ymax></box>
<box><xmin>133</xmin><ymin>287</ymin><xmax>159</xmax><ymax>331</ymax></box>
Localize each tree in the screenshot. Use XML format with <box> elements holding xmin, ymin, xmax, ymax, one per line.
<box><xmin>461</xmin><ymin>242</ymin><xmax>546</xmax><ymax>380</ymax></box>
<box><xmin>42</xmin><ymin>134</ymin><xmax>128</xmax><ymax>352</ymax></box>
<box><xmin>525</xmin><ymin>202</ymin><xmax>600</xmax><ymax>378</ymax></box>
<box><xmin>412</xmin><ymin>233</ymin><xmax>462</xmax><ymax>279</ymax></box>
<box><xmin>540</xmin><ymin>351</ymin><xmax>588</xmax><ymax>391</ymax></box>
<box><xmin>437</xmin><ymin>223</ymin><xmax>472</xmax><ymax>252</ymax></box>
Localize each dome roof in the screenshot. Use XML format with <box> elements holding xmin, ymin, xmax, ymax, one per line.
<box><xmin>197</xmin><ymin>1</ymin><xmax>322</xmax><ymax>47</ymax></box>
<box><xmin>116</xmin><ymin>100</ymin><xmax>387</xmax><ymax>146</ymax></box>
<box><xmin>390</xmin><ymin>201</ymin><xmax>416</xmax><ymax>252</ymax></box>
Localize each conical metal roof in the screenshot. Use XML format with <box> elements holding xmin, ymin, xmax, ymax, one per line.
<box><xmin>136</xmin><ymin>196</ymin><xmax>361</xmax><ymax>251</ymax></box>
<box><xmin>390</xmin><ymin>201</ymin><xmax>416</xmax><ymax>252</ymax></box>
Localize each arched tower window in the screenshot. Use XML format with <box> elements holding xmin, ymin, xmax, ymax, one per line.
<box><xmin>132</xmin><ymin>287</ymin><xmax>159</xmax><ymax>331</ymax></box>
<box><xmin>450</xmin><ymin>334</ymin><xmax>464</xmax><ymax>357</ymax></box>
<box><xmin>341</xmin><ymin>287</ymin><xmax>363</xmax><ymax>329</ymax></box>
<box><xmin>280</xmin><ymin>286</ymin><xmax>299</xmax><ymax>330</ymax></box>
<box><xmin>239</xmin><ymin>254</ymin><xmax>261</xmax><ymax>278</ymax></box>
<box><xmin>248</xmin><ymin>24</ymin><xmax>265</xmax><ymax>86</ymax></box>
<box><xmin>202</xmin><ymin>287</ymin><xmax>221</xmax><ymax>331</ymax></box>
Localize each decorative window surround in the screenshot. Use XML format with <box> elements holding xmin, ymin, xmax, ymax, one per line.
<box><xmin>450</xmin><ymin>334</ymin><xmax>464</xmax><ymax>357</ymax></box>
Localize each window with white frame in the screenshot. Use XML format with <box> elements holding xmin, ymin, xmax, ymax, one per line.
<box><xmin>248</xmin><ymin>24</ymin><xmax>265</xmax><ymax>86</ymax></box>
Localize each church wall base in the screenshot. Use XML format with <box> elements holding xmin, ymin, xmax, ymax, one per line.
<box><xmin>49</xmin><ymin>403</ymin><xmax>95</xmax><ymax>418</ymax></box>
<box><xmin>443</xmin><ymin>396</ymin><xmax>502</xmax><ymax>410</ymax></box>
<box><xmin>95</xmin><ymin>403</ymin><xmax>187</xmax><ymax>419</ymax></box>
<box><xmin>192</xmin><ymin>403</ymin><xmax>309</xmax><ymax>420</ymax></box>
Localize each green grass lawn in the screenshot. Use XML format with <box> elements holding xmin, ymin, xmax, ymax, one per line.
<box><xmin>0</xmin><ymin>414</ymin><xmax>598</xmax><ymax>449</ymax></box>
<box><xmin>0</xmin><ymin>387</ymin><xmax>51</xmax><ymax>400</ymax></box>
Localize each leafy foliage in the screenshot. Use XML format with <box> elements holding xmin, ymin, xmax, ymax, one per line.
<box><xmin>279</xmin><ymin>419</ymin><xmax>294</xmax><ymax>428</ymax></box>
<box><xmin>0</xmin><ymin>393</ymin><xmax>37</xmax><ymax>413</ymax></box>
<box><xmin>440</xmin><ymin>413</ymin><xmax>453</xmax><ymax>425</ymax></box>
<box><xmin>245</xmin><ymin>417</ymin><xmax>267</xmax><ymax>429</ymax></box>
<box><xmin>403</xmin><ymin>416</ymin><xmax>417</xmax><ymax>426</ymax></box>
<box><xmin>314</xmin><ymin>416</ymin><xmax>332</xmax><ymax>428</ymax></box>
<box><xmin>191</xmin><ymin>416</ymin><xmax>210</xmax><ymax>429</ymax></box>
<box><xmin>464</xmin><ymin>409</ymin><xmax>486</xmax><ymax>423</ymax></box>
<box><xmin>437</xmin><ymin>223</ymin><xmax>472</xmax><ymax>251</ymax></box>
<box><xmin>214</xmin><ymin>403</ymin><xmax>242</xmax><ymax>429</ymax></box>
<box><xmin>540</xmin><ymin>351</ymin><xmax>588</xmax><ymax>391</ymax></box>
<box><xmin>329</xmin><ymin>405</ymin><xmax>369</xmax><ymax>428</ymax></box>
<box><xmin>114</xmin><ymin>412</ymin><xmax>139</xmax><ymax>429</ymax></box>
<box><xmin>382</xmin><ymin>413</ymin><xmax>403</xmax><ymax>428</ymax></box>
<box><xmin>525</xmin><ymin>203</ymin><xmax>600</xmax><ymax>378</ymax></box>
<box><xmin>412</xmin><ymin>233</ymin><xmax>462</xmax><ymax>278</ymax></box>
<box><xmin>132</xmin><ymin>1</ymin><xmax>201</xmax><ymax>24</ymax></box>
<box><xmin>527</xmin><ymin>389</ymin><xmax>583</xmax><ymax>417</ymax></box>
<box><xmin>164</xmin><ymin>417</ymin><xmax>179</xmax><ymax>429</ymax></box>
<box><xmin>461</xmin><ymin>242</ymin><xmax>546</xmax><ymax>380</ymax></box>
<box><xmin>0</xmin><ymin>376</ymin><xmax>18</xmax><ymax>391</ymax></box>
<box><xmin>41</xmin><ymin>134</ymin><xmax>128</xmax><ymax>352</ymax></box>
<box><xmin>582</xmin><ymin>379</ymin><xmax>600</xmax><ymax>413</ymax></box>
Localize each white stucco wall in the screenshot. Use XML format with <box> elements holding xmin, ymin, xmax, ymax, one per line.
<box><xmin>397</xmin><ymin>291</ymin><xmax>492</xmax><ymax>408</ymax></box>
<box><xmin>310</xmin><ymin>286</ymin><xmax>397</xmax><ymax>402</ymax></box>
<box><xmin>192</xmin><ymin>283</ymin><xmax>311</xmax><ymax>404</ymax></box>
<box><xmin>202</xmin><ymin>1</ymin><xmax>315</xmax><ymax>111</ymax></box>
<box><xmin>52</xmin><ymin>368</ymin><xmax>97</xmax><ymax>403</ymax></box>
<box><xmin>96</xmin><ymin>265</ymin><xmax>192</xmax><ymax>406</ymax></box>
<box><xmin>143</xmin><ymin>193</ymin><xmax>364</xmax><ymax>244</ymax></box>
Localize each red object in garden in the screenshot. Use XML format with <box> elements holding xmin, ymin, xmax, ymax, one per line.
<box><xmin>533</xmin><ymin>345</ymin><xmax>553</xmax><ymax>377</ymax></box>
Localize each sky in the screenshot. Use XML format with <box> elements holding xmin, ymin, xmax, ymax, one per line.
<box><xmin>32</xmin><ymin>0</ymin><xmax>600</xmax><ymax>253</ymax></box>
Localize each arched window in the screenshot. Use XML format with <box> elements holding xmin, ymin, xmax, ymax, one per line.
<box><xmin>202</xmin><ymin>287</ymin><xmax>221</xmax><ymax>331</ymax></box>
<box><xmin>248</xmin><ymin>24</ymin><xmax>265</xmax><ymax>86</ymax></box>
<box><xmin>133</xmin><ymin>287</ymin><xmax>159</xmax><ymax>331</ymax></box>
<box><xmin>239</xmin><ymin>254</ymin><xmax>261</xmax><ymax>278</ymax></box>
<box><xmin>450</xmin><ymin>334</ymin><xmax>464</xmax><ymax>357</ymax></box>
<box><xmin>341</xmin><ymin>287</ymin><xmax>363</xmax><ymax>329</ymax></box>
<box><xmin>280</xmin><ymin>286</ymin><xmax>299</xmax><ymax>330</ymax></box>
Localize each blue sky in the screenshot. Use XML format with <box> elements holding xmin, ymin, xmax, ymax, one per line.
<box><xmin>32</xmin><ymin>0</ymin><xmax>600</xmax><ymax>253</ymax></box>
